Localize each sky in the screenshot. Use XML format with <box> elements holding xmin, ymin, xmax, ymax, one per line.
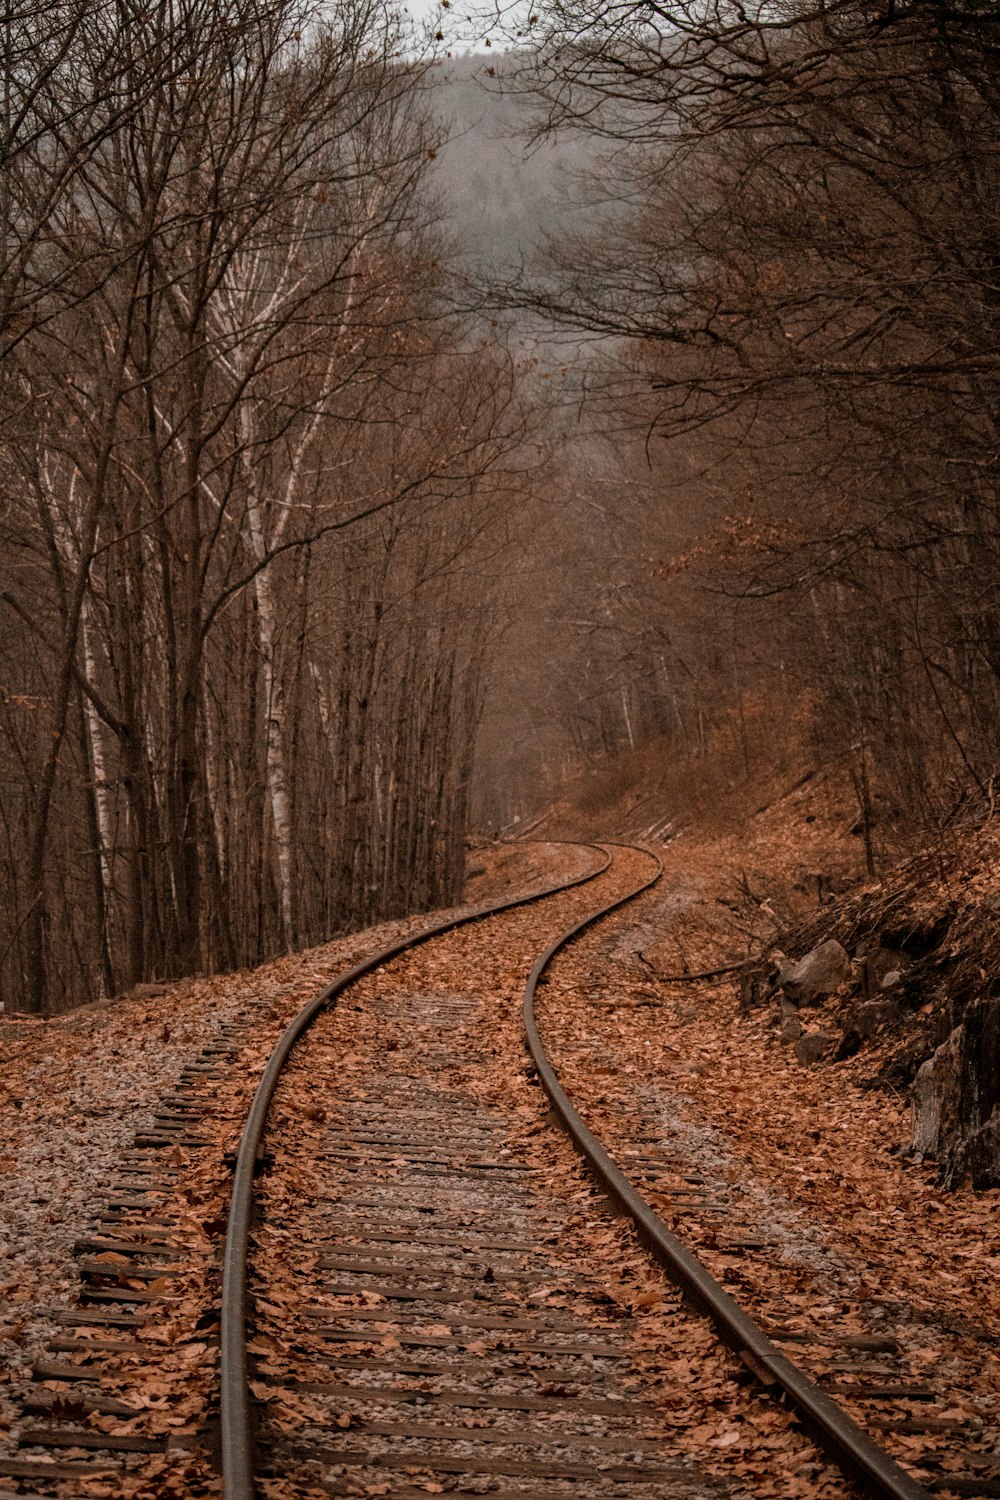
<box><xmin>402</xmin><ymin>0</ymin><xmax>500</xmax><ymax>53</ymax></box>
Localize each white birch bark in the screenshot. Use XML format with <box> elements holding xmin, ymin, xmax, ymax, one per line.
<box><xmin>39</xmin><ymin>458</ymin><xmax>117</xmax><ymax>988</ymax></box>
<box><xmin>49</xmin><ymin>465</ymin><xmax>116</xmax><ymax>894</ymax></box>
<box><xmin>219</xmin><ymin>182</ymin><xmax>386</xmax><ymax>947</ymax></box>
<box><xmin>80</xmin><ymin>602</ymin><xmax>115</xmax><ymax>895</ymax></box>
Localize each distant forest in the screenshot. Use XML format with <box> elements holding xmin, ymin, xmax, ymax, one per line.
<box><xmin>447</xmin><ymin>14</ymin><xmax>1000</xmax><ymax>871</ymax></box>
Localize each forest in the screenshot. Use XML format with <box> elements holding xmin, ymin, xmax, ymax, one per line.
<box><xmin>3</xmin><ymin>0</ymin><xmax>1000</xmax><ymax>1012</ymax></box>
<box><xmin>0</xmin><ymin>0</ymin><xmax>537</xmax><ymax>1013</ymax></box>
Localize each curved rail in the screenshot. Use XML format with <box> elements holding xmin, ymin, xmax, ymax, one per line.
<box><xmin>522</xmin><ymin>842</ymin><xmax>931</xmax><ymax>1500</ymax></box>
<box><xmin>220</xmin><ymin>842</ymin><xmax>610</xmax><ymax>1500</ymax></box>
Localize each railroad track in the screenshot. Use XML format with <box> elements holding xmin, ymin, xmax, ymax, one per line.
<box><xmin>1</xmin><ymin>842</ymin><xmax>993</xmax><ymax>1497</ymax></box>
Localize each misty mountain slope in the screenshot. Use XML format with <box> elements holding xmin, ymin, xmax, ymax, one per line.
<box><xmin>428</xmin><ymin>53</ymin><xmax>606</xmax><ymax>267</ymax></box>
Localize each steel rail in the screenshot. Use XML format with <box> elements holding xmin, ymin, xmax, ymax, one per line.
<box><xmin>220</xmin><ymin>842</ymin><xmax>611</xmax><ymax>1500</ymax></box>
<box><xmin>522</xmin><ymin>842</ymin><xmax>932</xmax><ymax>1500</ymax></box>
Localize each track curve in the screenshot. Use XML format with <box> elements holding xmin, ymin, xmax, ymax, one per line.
<box><xmin>219</xmin><ymin>837</ymin><xmax>938</xmax><ymax>1500</ymax></box>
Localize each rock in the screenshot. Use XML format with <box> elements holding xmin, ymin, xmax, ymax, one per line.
<box><xmin>772</xmin><ymin>995</ymin><xmax>802</xmax><ymax>1042</ymax></box>
<box><xmin>793</xmin><ymin>1031</ymin><xmax>837</xmax><ymax>1065</ymax></box>
<box><xmin>845</xmin><ymin>998</ymin><xmax>900</xmax><ymax>1041</ymax></box>
<box><xmin>912</xmin><ymin>1026</ymin><xmax>965</xmax><ymax>1159</ymax></box>
<box><xmin>912</xmin><ymin>998</ymin><xmax>1000</xmax><ymax>1187</ymax></box>
<box><xmin>880</xmin><ymin>970</ymin><xmax>902</xmax><ymax>990</ymax></box>
<box><xmin>960</xmin><ymin>1113</ymin><xmax>1000</xmax><ymax>1189</ymax></box>
<box><xmin>780</xmin><ymin>940</ymin><xmax>852</xmax><ymax>1007</ymax></box>
<box><xmin>130</xmin><ymin>982</ymin><xmax>169</xmax><ymax>999</ymax></box>
<box><xmin>954</xmin><ymin>1113</ymin><xmax>1000</xmax><ymax>1189</ymax></box>
<box><xmin>739</xmin><ymin>965</ymin><xmax>772</xmax><ymax>1013</ymax></box>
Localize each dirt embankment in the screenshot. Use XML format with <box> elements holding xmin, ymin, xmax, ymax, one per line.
<box><xmin>756</xmin><ymin>820</ymin><xmax>1000</xmax><ymax>1189</ymax></box>
<box><xmin>531</xmin><ymin>735</ymin><xmax>1000</xmax><ymax>1190</ymax></box>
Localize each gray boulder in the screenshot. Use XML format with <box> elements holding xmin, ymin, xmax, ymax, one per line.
<box><xmin>912</xmin><ymin>998</ymin><xmax>1000</xmax><ymax>1187</ymax></box>
<box><xmin>780</xmin><ymin>939</ymin><xmax>852</xmax><ymax>1007</ymax></box>
<box><xmin>793</xmin><ymin>1031</ymin><xmax>837</xmax><ymax>1066</ymax></box>
<box><xmin>130</xmin><ymin>981</ymin><xmax>169</xmax><ymax>999</ymax></box>
<box><xmin>960</xmin><ymin>1115</ymin><xmax>1000</xmax><ymax>1189</ymax></box>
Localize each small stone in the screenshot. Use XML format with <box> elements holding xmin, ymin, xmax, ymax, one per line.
<box><xmin>780</xmin><ymin>1016</ymin><xmax>803</xmax><ymax>1044</ymax></box>
<box><xmin>880</xmin><ymin>970</ymin><xmax>902</xmax><ymax>990</ymax></box>
<box><xmin>793</xmin><ymin>1032</ymin><xmax>836</xmax><ymax>1066</ymax></box>
<box><xmin>864</xmin><ymin>946</ymin><xmax>907</xmax><ymax>991</ymax></box>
